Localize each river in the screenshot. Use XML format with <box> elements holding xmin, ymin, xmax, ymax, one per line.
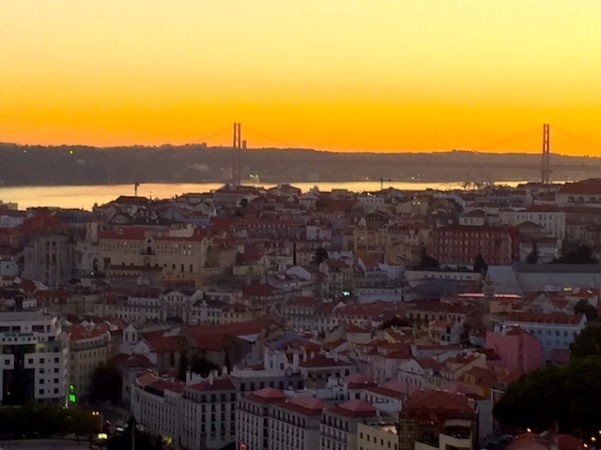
<box><xmin>0</xmin><ymin>181</ymin><xmax>525</xmax><ymax>210</ymax></box>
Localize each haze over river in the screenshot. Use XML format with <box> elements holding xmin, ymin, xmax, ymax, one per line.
<box><xmin>0</xmin><ymin>181</ymin><xmax>524</xmax><ymax>210</ymax></box>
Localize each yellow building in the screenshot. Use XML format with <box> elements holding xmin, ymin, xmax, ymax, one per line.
<box><xmin>99</xmin><ymin>228</ymin><xmax>208</xmax><ymax>280</ymax></box>
<box><xmin>357</xmin><ymin>422</ymin><xmax>399</xmax><ymax>450</ymax></box>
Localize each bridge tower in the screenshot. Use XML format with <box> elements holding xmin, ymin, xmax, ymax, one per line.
<box><xmin>541</xmin><ymin>123</ymin><xmax>551</xmax><ymax>185</ymax></box>
<box><xmin>232</xmin><ymin>123</ymin><xmax>242</xmax><ymax>185</ymax></box>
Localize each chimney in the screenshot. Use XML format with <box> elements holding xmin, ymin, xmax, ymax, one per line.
<box><xmin>208</xmin><ymin>372</ymin><xmax>214</xmax><ymax>385</ymax></box>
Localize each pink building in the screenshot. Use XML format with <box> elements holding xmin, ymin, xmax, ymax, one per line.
<box><xmin>485</xmin><ymin>326</ymin><xmax>544</xmax><ymax>374</ymax></box>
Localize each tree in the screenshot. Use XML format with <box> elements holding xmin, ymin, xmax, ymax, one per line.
<box><xmin>418</xmin><ymin>245</ymin><xmax>439</xmax><ymax>270</ymax></box>
<box><xmin>90</xmin><ymin>365</ymin><xmax>122</xmax><ymax>404</ymax></box>
<box><xmin>551</xmin><ymin>244</ymin><xmax>598</xmax><ymax>264</ymax></box>
<box><xmin>494</xmin><ymin>356</ymin><xmax>601</xmax><ymax>438</ymax></box>
<box><xmin>176</xmin><ymin>336</ymin><xmax>189</xmax><ymax>382</ymax></box>
<box><xmin>526</xmin><ymin>242</ymin><xmax>540</xmax><ymax>264</ymax></box>
<box><xmin>378</xmin><ymin>316</ymin><xmax>410</xmax><ymax>330</ymax></box>
<box><xmin>574</xmin><ymin>299</ymin><xmax>599</xmax><ymax>322</ymax></box>
<box><xmin>222</xmin><ymin>334</ymin><xmax>236</xmax><ymax>373</ymax></box>
<box><xmin>107</xmin><ymin>417</ymin><xmax>164</xmax><ymax>450</ymax></box>
<box><xmin>190</xmin><ymin>356</ymin><xmax>218</xmax><ymax>377</ymax></box>
<box><xmin>313</xmin><ymin>247</ymin><xmax>329</xmax><ymax>265</ymax></box>
<box><xmin>473</xmin><ymin>254</ymin><xmax>488</xmax><ymax>273</ymax></box>
<box><xmin>570</xmin><ymin>325</ymin><xmax>601</xmax><ymax>359</ymax></box>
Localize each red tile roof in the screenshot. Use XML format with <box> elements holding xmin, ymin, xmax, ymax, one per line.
<box><xmin>345</xmin><ymin>373</ymin><xmax>375</xmax><ymax>389</ymax></box>
<box><xmin>148</xmin><ymin>379</ymin><xmax>185</xmax><ymax>394</ymax></box>
<box><xmin>245</xmin><ymin>387</ymin><xmax>287</xmax><ymax>404</ymax></box>
<box><xmin>299</xmin><ymin>354</ymin><xmax>353</xmax><ymax>368</ymax></box>
<box><xmin>328</xmin><ymin>399</ymin><xmax>377</xmax><ymax>419</ymax></box>
<box><xmin>508</xmin><ymin>312</ymin><xmax>584</xmax><ymax>325</ymax></box>
<box><xmin>143</xmin><ymin>332</ymin><xmax>180</xmax><ymax>353</ymax></box>
<box><xmin>187</xmin><ymin>377</ymin><xmax>236</xmax><ymax>392</ymax></box>
<box><xmin>404</xmin><ymin>390</ymin><xmax>474</xmax><ymax>415</ymax></box>
<box><xmin>277</xmin><ymin>396</ymin><xmax>327</xmax><ymax>416</ymax></box>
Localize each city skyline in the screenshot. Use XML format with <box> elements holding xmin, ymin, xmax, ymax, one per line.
<box><xmin>2</xmin><ymin>1</ymin><xmax>601</xmax><ymax>154</ymax></box>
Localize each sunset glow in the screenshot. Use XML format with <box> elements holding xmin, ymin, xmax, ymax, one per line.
<box><xmin>2</xmin><ymin>0</ymin><xmax>601</xmax><ymax>154</ymax></box>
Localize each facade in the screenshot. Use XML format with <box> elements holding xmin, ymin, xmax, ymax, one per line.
<box><xmin>319</xmin><ymin>399</ymin><xmax>380</xmax><ymax>450</ymax></box>
<box><xmin>68</xmin><ymin>325</ymin><xmax>111</xmax><ymax>403</ymax></box>
<box><xmin>99</xmin><ymin>228</ymin><xmax>208</xmax><ymax>280</ymax></box>
<box><xmin>237</xmin><ymin>387</ymin><xmax>288</xmax><ymax>450</ymax></box>
<box><xmin>22</xmin><ymin>233</ymin><xmax>78</xmax><ymax>286</ymax></box>
<box><xmin>495</xmin><ymin>312</ymin><xmax>587</xmax><ymax>359</ymax></box>
<box><xmin>357</xmin><ymin>422</ymin><xmax>399</xmax><ymax>450</ymax></box>
<box><xmin>269</xmin><ymin>396</ymin><xmax>328</xmax><ymax>450</ymax></box>
<box><xmin>181</xmin><ymin>376</ymin><xmax>238</xmax><ymax>450</ymax></box>
<box><xmin>432</xmin><ymin>225</ymin><xmax>518</xmax><ymax>265</ymax></box>
<box><xmin>485</xmin><ymin>327</ymin><xmax>545</xmax><ymax>374</ymax></box>
<box><xmin>0</xmin><ymin>311</ymin><xmax>69</xmax><ymax>406</ymax></box>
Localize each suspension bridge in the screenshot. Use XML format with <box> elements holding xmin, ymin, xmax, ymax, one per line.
<box><xmin>194</xmin><ymin>123</ymin><xmax>601</xmax><ymax>186</ymax></box>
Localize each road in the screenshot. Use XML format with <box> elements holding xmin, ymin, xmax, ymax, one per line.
<box><xmin>0</xmin><ymin>439</ymin><xmax>93</xmax><ymax>449</ymax></box>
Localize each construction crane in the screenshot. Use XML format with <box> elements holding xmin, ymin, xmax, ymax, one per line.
<box><xmin>134</xmin><ymin>181</ymin><xmax>141</xmax><ymax>197</ymax></box>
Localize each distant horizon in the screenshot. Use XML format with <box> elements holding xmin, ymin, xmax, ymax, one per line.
<box><xmin>3</xmin><ymin>2</ymin><xmax>601</xmax><ymax>154</ymax></box>
<box><xmin>1</xmin><ymin>140</ymin><xmax>600</xmax><ymax>159</ymax></box>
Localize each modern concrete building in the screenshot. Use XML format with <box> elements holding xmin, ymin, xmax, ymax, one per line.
<box><xmin>0</xmin><ymin>311</ymin><xmax>69</xmax><ymax>406</ymax></box>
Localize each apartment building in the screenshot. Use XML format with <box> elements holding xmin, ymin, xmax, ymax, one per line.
<box><xmin>181</xmin><ymin>376</ymin><xmax>238</xmax><ymax>450</ymax></box>
<box><xmin>431</xmin><ymin>225</ymin><xmax>518</xmax><ymax>265</ymax></box>
<box><xmin>357</xmin><ymin>422</ymin><xmax>399</xmax><ymax>450</ymax></box>
<box><xmin>237</xmin><ymin>387</ymin><xmax>289</xmax><ymax>450</ymax></box>
<box><xmin>0</xmin><ymin>311</ymin><xmax>69</xmax><ymax>406</ymax></box>
<box><xmin>269</xmin><ymin>396</ymin><xmax>327</xmax><ymax>450</ymax></box>
<box><xmin>494</xmin><ymin>312</ymin><xmax>587</xmax><ymax>359</ymax></box>
<box><xmin>319</xmin><ymin>399</ymin><xmax>381</xmax><ymax>450</ymax></box>
<box><xmin>67</xmin><ymin>324</ymin><xmax>111</xmax><ymax>403</ymax></box>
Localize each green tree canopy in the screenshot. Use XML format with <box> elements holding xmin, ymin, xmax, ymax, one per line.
<box><xmin>473</xmin><ymin>254</ymin><xmax>488</xmax><ymax>273</ymax></box>
<box><xmin>189</xmin><ymin>356</ymin><xmax>218</xmax><ymax>377</ymax></box>
<box><xmin>313</xmin><ymin>247</ymin><xmax>329</xmax><ymax>265</ymax></box>
<box><xmin>0</xmin><ymin>405</ymin><xmax>98</xmax><ymax>438</ymax></box>
<box><xmin>551</xmin><ymin>244</ymin><xmax>598</xmax><ymax>264</ymax></box>
<box><xmin>418</xmin><ymin>246</ymin><xmax>439</xmax><ymax>270</ymax></box>
<box><xmin>493</xmin><ymin>356</ymin><xmax>601</xmax><ymax>438</ymax></box>
<box><xmin>570</xmin><ymin>325</ymin><xmax>601</xmax><ymax>359</ymax></box>
<box><xmin>90</xmin><ymin>365</ymin><xmax>122</xmax><ymax>404</ymax></box>
<box><xmin>526</xmin><ymin>243</ymin><xmax>540</xmax><ymax>264</ymax></box>
<box><xmin>378</xmin><ymin>316</ymin><xmax>411</xmax><ymax>330</ymax></box>
<box><xmin>573</xmin><ymin>299</ymin><xmax>599</xmax><ymax>322</ymax></box>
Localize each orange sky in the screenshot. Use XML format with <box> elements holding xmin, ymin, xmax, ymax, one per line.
<box><xmin>2</xmin><ymin>1</ymin><xmax>601</xmax><ymax>154</ymax></box>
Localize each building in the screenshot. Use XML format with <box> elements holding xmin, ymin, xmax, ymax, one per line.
<box><xmin>67</xmin><ymin>324</ymin><xmax>111</xmax><ymax>403</ymax></box>
<box><xmin>556</xmin><ymin>178</ymin><xmax>601</xmax><ymax>207</ymax></box>
<box><xmin>432</xmin><ymin>225</ymin><xmax>518</xmax><ymax>266</ymax></box>
<box><xmin>98</xmin><ymin>227</ymin><xmax>209</xmax><ymax>280</ymax></box>
<box><xmin>269</xmin><ymin>396</ymin><xmax>327</xmax><ymax>450</ymax></box>
<box><xmin>181</xmin><ymin>375</ymin><xmax>238</xmax><ymax>450</ymax></box>
<box><xmin>485</xmin><ymin>327</ymin><xmax>545</xmax><ymax>374</ymax></box>
<box><xmin>357</xmin><ymin>422</ymin><xmax>399</xmax><ymax>450</ymax></box>
<box><xmin>0</xmin><ymin>311</ymin><xmax>69</xmax><ymax>406</ymax></box>
<box><xmin>237</xmin><ymin>387</ymin><xmax>288</xmax><ymax>450</ymax></box>
<box><xmin>131</xmin><ymin>373</ymin><xmax>185</xmax><ymax>445</ymax></box>
<box><xmin>22</xmin><ymin>233</ymin><xmax>79</xmax><ymax>286</ymax></box>
<box><xmin>397</xmin><ymin>390</ymin><xmax>477</xmax><ymax>450</ymax></box>
<box><xmin>494</xmin><ymin>312</ymin><xmax>587</xmax><ymax>359</ymax></box>
<box><xmin>319</xmin><ymin>399</ymin><xmax>381</xmax><ymax>450</ymax></box>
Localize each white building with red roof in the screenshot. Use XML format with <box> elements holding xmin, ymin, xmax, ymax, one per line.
<box><xmin>269</xmin><ymin>396</ymin><xmax>328</xmax><ymax>450</ymax></box>
<box><xmin>237</xmin><ymin>387</ymin><xmax>288</xmax><ymax>450</ymax></box>
<box><xmin>495</xmin><ymin>312</ymin><xmax>587</xmax><ymax>358</ymax></box>
<box><xmin>320</xmin><ymin>399</ymin><xmax>381</xmax><ymax>450</ymax></box>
